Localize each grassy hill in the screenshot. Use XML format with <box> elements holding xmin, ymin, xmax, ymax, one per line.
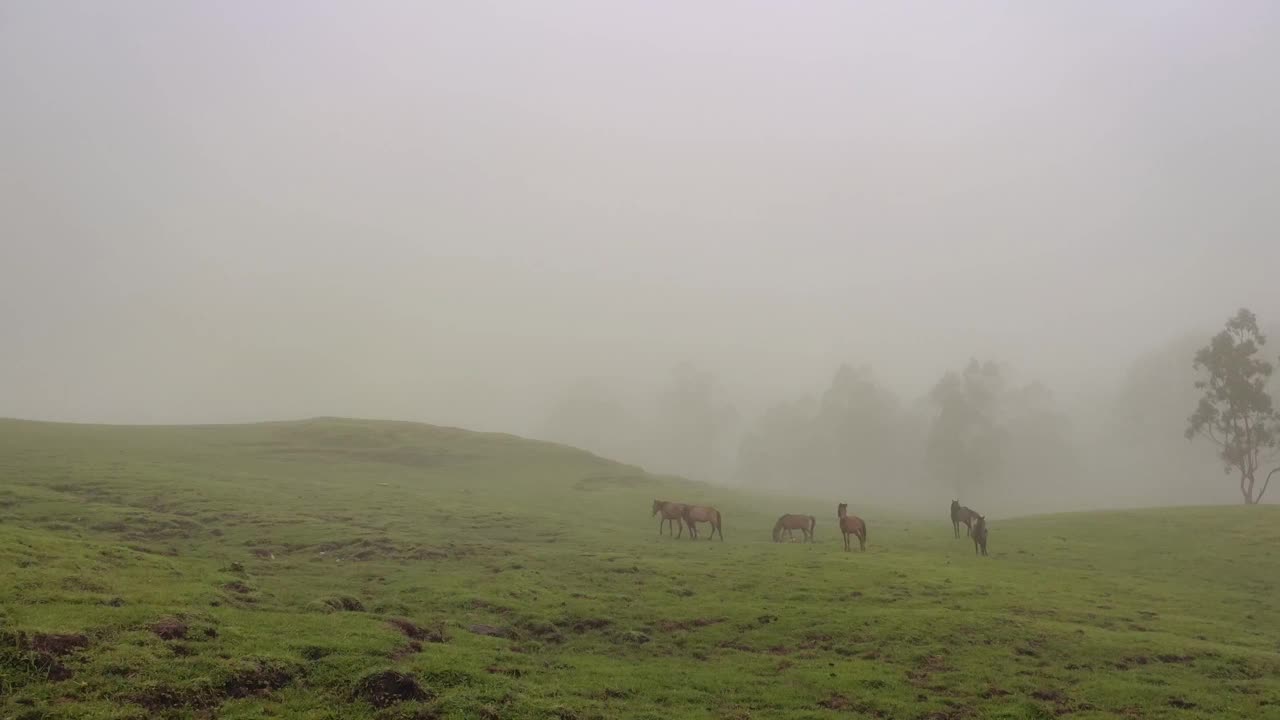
<box><xmin>1</xmin><ymin>417</ymin><xmax>1278</xmax><ymax>719</ymax></box>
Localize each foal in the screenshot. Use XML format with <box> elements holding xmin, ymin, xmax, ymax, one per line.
<box><xmin>836</xmin><ymin>503</ymin><xmax>867</xmax><ymax>552</ymax></box>
<box><xmin>971</xmin><ymin>514</ymin><xmax>989</xmax><ymax>556</ymax></box>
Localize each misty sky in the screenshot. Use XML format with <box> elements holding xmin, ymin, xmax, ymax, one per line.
<box><xmin>2</xmin><ymin>1</ymin><xmax>1279</xmax><ymax>431</ymax></box>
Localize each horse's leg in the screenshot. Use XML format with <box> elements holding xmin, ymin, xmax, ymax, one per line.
<box><xmin>676</xmin><ymin>518</ymin><xmax>683</xmax><ymax>539</ymax></box>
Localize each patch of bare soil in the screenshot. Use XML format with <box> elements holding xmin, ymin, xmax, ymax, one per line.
<box><xmin>130</xmin><ymin>682</ymin><xmax>217</xmax><ymax>711</ymax></box>
<box><xmin>388</xmin><ymin>618</ymin><xmax>447</xmax><ymax>643</ymax></box>
<box><xmin>2</xmin><ymin>632</ymin><xmax>90</xmax><ymax>683</ymax></box>
<box><xmin>907</xmin><ymin>655</ymin><xmax>948</xmax><ymax>686</ymax></box>
<box><xmin>30</xmin><ymin>633</ymin><xmax>89</xmax><ymax>656</ymax></box>
<box><xmin>654</xmin><ymin>617</ymin><xmax>723</xmax><ymax>632</ymax></box>
<box><xmin>566</xmin><ymin>617</ymin><xmax>613</xmax><ymax>633</ymax></box>
<box><xmin>516</xmin><ymin>619</ymin><xmax>564</xmax><ymax>644</ymax></box>
<box><xmin>818</xmin><ymin>693</ymin><xmax>851</xmax><ymax>710</ymax></box>
<box><xmin>321</xmin><ymin>595</ymin><xmax>366</xmax><ymax>612</ymax></box>
<box><xmin>468</xmin><ymin>624</ymin><xmax>514</xmax><ymax>639</ymax></box>
<box><xmin>151</xmin><ymin>618</ymin><xmax>188</xmax><ymax>640</ymax></box>
<box><xmin>223</xmin><ymin>660</ymin><xmax>296</xmax><ymax>698</ymax></box>
<box><xmin>223</xmin><ymin>581</ymin><xmax>253</xmax><ymax>595</ymax></box>
<box><xmin>353</xmin><ymin>670</ymin><xmax>431</xmax><ymax>708</ymax></box>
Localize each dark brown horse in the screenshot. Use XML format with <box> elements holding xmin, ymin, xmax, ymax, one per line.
<box><xmin>682</xmin><ymin>505</ymin><xmax>723</xmax><ymax>541</ymax></box>
<box><xmin>837</xmin><ymin>503</ymin><xmax>867</xmax><ymax>552</ymax></box>
<box><xmin>950</xmin><ymin>500</ymin><xmax>979</xmax><ymax>538</ymax></box>
<box><xmin>652</xmin><ymin>499</ymin><xmax>687</xmax><ymax>538</ymax></box>
<box><xmin>772</xmin><ymin>514</ymin><xmax>815</xmax><ymax>543</ymax></box>
<box><xmin>972</xmin><ymin>514</ymin><xmax>989</xmax><ymax>556</ymax></box>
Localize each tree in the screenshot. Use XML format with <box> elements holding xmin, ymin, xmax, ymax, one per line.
<box><xmin>1186</xmin><ymin>308</ymin><xmax>1280</xmax><ymax>504</ymax></box>
<box><xmin>926</xmin><ymin>359</ymin><xmax>1005</xmax><ymax>498</ymax></box>
<box><xmin>925</xmin><ymin>360</ymin><xmax>1077</xmax><ymax>505</ymax></box>
<box><xmin>649</xmin><ymin>363</ymin><xmax>739</xmax><ymax>482</ymax></box>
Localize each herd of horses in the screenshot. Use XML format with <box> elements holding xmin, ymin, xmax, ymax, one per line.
<box><xmin>650</xmin><ymin>498</ymin><xmax>990</xmax><ymax>555</ymax></box>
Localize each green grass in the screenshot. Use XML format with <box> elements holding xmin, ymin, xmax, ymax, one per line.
<box><xmin>1</xmin><ymin>417</ymin><xmax>1278</xmax><ymax>719</ymax></box>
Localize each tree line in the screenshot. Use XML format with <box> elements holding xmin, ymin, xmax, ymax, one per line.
<box><xmin>541</xmin><ymin>309</ymin><xmax>1279</xmax><ymax>507</ymax></box>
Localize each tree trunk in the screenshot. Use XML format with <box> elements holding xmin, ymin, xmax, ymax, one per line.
<box><xmin>1241</xmin><ymin>468</ymin><xmax>1256</xmax><ymax>504</ymax></box>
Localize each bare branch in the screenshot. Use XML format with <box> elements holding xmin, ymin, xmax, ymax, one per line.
<box><xmin>1258</xmin><ymin>467</ymin><xmax>1278</xmax><ymax>504</ymax></box>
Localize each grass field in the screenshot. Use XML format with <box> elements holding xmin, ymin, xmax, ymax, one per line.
<box><xmin>1</xmin><ymin>417</ymin><xmax>1278</xmax><ymax>719</ymax></box>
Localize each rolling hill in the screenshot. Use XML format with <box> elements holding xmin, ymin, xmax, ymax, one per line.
<box><xmin>1</xmin><ymin>417</ymin><xmax>1278</xmax><ymax>719</ymax></box>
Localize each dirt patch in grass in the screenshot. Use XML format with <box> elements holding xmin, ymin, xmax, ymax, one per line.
<box><xmin>0</xmin><ymin>632</ymin><xmax>89</xmax><ymax>684</ymax></box>
<box><xmin>353</xmin><ymin>670</ymin><xmax>431</xmax><ymax>708</ymax></box>
<box><xmin>566</xmin><ymin>617</ymin><xmax>613</xmax><ymax>633</ymax></box>
<box><xmin>151</xmin><ymin>618</ymin><xmax>188</xmax><ymax>640</ymax></box>
<box><xmin>223</xmin><ymin>659</ymin><xmax>297</xmax><ymax>698</ymax></box>
<box><xmin>818</xmin><ymin>693</ymin><xmax>851</xmax><ymax>710</ymax></box>
<box><xmin>130</xmin><ymin>681</ymin><xmax>218</xmax><ymax>711</ymax></box>
<box><xmin>388</xmin><ymin>618</ymin><xmax>447</xmax><ymax>643</ymax></box>
<box><xmin>390</xmin><ymin>641</ymin><xmax>423</xmax><ymax>661</ymax></box>
<box><xmin>464</xmin><ymin>598</ymin><xmax>514</xmax><ymax>615</ymax></box>
<box><xmin>317</xmin><ymin>595</ymin><xmax>366</xmax><ymax>612</ymax></box>
<box><xmin>30</xmin><ymin>633</ymin><xmax>89</xmax><ymax>656</ymax></box>
<box><xmin>654</xmin><ymin>617</ymin><xmax>723</xmax><ymax>632</ymax></box>
<box><xmin>468</xmin><ymin>624</ymin><xmax>514</xmax><ymax>639</ymax></box>
<box><xmin>223</xmin><ymin>581</ymin><xmax>254</xmax><ymax>595</ymax></box>
<box><xmin>979</xmin><ymin>686</ymin><xmax>1012</xmax><ymax>699</ymax></box>
<box><xmin>907</xmin><ymin>655</ymin><xmax>948</xmax><ymax>686</ymax></box>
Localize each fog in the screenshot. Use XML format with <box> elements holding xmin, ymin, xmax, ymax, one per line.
<box><xmin>3</xmin><ymin>2</ymin><xmax>1279</xmax><ymax>512</ymax></box>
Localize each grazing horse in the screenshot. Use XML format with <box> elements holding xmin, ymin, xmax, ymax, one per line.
<box><xmin>972</xmin><ymin>514</ymin><xmax>989</xmax><ymax>556</ymax></box>
<box><xmin>682</xmin><ymin>505</ymin><xmax>723</xmax><ymax>541</ymax></box>
<box><xmin>836</xmin><ymin>503</ymin><xmax>867</xmax><ymax>552</ymax></box>
<box><xmin>651</xmin><ymin>499</ymin><xmax>687</xmax><ymax>538</ymax></box>
<box><xmin>772</xmin><ymin>514</ymin><xmax>816</xmax><ymax>543</ymax></box>
<box><xmin>950</xmin><ymin>500</ymin><xmax>979</xmax><ymax>538</ymax></box>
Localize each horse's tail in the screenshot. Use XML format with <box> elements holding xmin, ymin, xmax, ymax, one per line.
<box><xmin>859</xmin><ymin>521</ymin><xmax>867</xmax><ymax>543</ymax></box>
<box><xmin>716</xmin><ymin>509</ymin><xmax>723</xmax><ymax>540</ymax></box>
<box><xmin>808</xmin><ymin>515</ymin><xmax>816</xmax><ymax>535</ymax></box>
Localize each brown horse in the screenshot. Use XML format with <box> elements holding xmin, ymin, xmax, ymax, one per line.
<box><xmin>837</xmin><ymin>503</ymin><xmax>867</xmax><ymax>552</ymax></box>
<box><xmin>950</xmin><ymin>500</ymin><xmax>979</xmax><ymax>538</ymax></box>
<box><xmin>972</xmin><ymin>514</ymin><xmax>989</xmax><ymax>556</ymax></box>
<box><xmin>772</xmin><ymin>514</ymin><xmax>815</xmax><ymax>543</ymax></box>
<box><xmin>651</xmin><ymin>499</ymin><xmax>687</xmax><ymax>538</ymax></box>
<box><xmin>682</xmin><ymin>505</ymin><xmax>723</xmax><ymax>541</ymax></box>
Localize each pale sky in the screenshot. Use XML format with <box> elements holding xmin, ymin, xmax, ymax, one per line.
<box><xmin>2</xmin><ymin>1</ymin><xmax>1278</xmax><ymax>430</ymax></box>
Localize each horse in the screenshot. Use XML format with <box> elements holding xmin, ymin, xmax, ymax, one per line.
<box><xmin>772</xmin><ymin>514</ymin><xmax>816</xmax><ymax>543</ymax></box>
<box><xmin>681</xmin><ymin>505</ymin><xmax>723</xmax><ymax>541</ymax></box>
<box><xmin>651</xmin><ymin>499</ymin><xmax>687</xmax><ymax>538</ymax></box>
<box><xmin>950</xmin><ymin>500</ymin><xmax>979</xmax><ymax>538</ymax></box>
<box><xmin>971</xmin><ymin>514</ymin><xmax>989</xmax><ymax>556</ymax></box>
<box><xmin>837</xmin><ymin>503</ymin><xmax>867</xmax><ymax>552</ymax></box>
